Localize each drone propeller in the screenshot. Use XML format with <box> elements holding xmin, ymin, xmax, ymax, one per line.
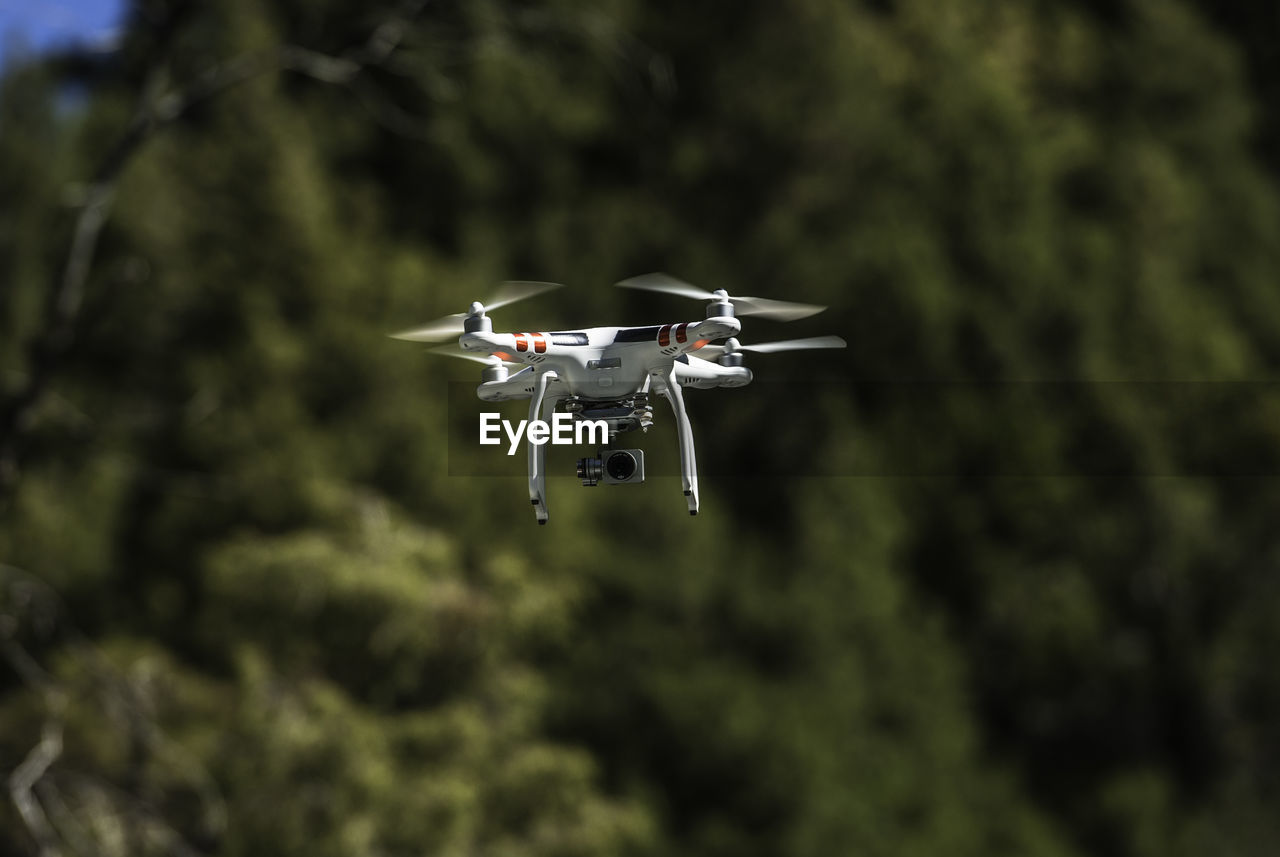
<box><xmin>694</xmin><ymin>335</ymin><xmax>848</xmax><ymax>358</ymax></box>
<box><xmin>616</xmin><ymin>272</ymin><xmax>826</xmax><ymax>321</ymax></box>
<box><xmin>389</xmin><ymin>280</ymin><xmax>563</xmax><ymax>342</ymax></box>
<box><xmin>427</xmin><ymin>346</ymin><xmax>522</xmax><ymax>368</ymax></box>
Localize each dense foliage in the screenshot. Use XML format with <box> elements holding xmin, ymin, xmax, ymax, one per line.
<box><xmin>3</xmin><ymin>1</ymin><xmax>1279</xmax><ymax>855</ymax></box>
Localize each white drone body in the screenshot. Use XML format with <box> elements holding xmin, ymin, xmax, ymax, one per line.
<box><xmin>391</xmin><ymin>274</ymin><xmax>846</xmax><ymax>524</ymax></box>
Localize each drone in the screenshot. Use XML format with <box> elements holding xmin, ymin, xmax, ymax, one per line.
<box><xmin>390</xmin><ymin>274</ymin><xmax>846</xmax><ymax>524</ymax></box>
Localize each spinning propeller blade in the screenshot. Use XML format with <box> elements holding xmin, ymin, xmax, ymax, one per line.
<box><xmin>616</xmin><ymin>273</ymin><xmax>712</xmax><ymax>302</ymax></box>
<box><xmin>388</xmin><ymin>281</ymin><xmax>565</xmax><ymax>342</ymax></box>
<box><xmin>695</xmin><ymin>335</ymin><xmax>847</xmax><ymax>358</ymax></box>
<box><xmin>616</xmin><ymin>272</ymin><xmax>827</xmax><ymax>321</ymax></box>
<box><xmin>389</xmin><ymin>313</ymin><xmax>468</xmax><ymax>342</ymax></box>
<box><xmin>427</xmin><ymin>347</ymin><xmax>522</xmax><ymax>367</ymax></box>
<box><xmin>729</xmin><ymin>296</ymin><xmax>827</xmax><ymax>322</ymax></box>
<box><xmin>484</xmin><ymin>280</ymin><xmax>564</xmax><ymax>311</ymax></box>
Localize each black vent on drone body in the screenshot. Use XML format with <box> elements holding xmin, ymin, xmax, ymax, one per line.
<box><xmin>613</xmin><ymin>325</ymin><xmax>664</xmax><ymax>343</ymax></box>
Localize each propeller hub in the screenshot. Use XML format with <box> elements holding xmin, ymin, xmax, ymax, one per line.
<box><xmin>706</xmin><ymin>293</ymin><xmax>735</xmax><ymax>320</ymax></box>
<box><xmin>717</xmin><ymin>338</ymin><xmax>745</xmax><ymax>367</ymax></box>
<box><xmin>468</xmin><ymin>301</ymin><xmax>485</xmax><ymax>316</ymax></box>
<box><xmin>463</xmin><ymin>312</ymin><xmax>493</xmax><ymax>334</ymax></box>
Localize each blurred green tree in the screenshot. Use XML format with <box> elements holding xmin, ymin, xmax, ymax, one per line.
<box><xmin>2</xmin><ymin>1</ymin><xmax>1280</xmax><ymax>856</ymax></box>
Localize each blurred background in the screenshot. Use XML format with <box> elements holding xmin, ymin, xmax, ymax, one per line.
<box><xmin>3</xmin><ymin>1</ymin><xmax>1280</xmax><ymax>855</ymax></box>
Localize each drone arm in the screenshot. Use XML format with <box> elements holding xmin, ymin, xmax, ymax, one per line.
<box><xmin>658</xmin><ymin>367</ymin><xmax>700</xmax><ymax>516</ymax></box>
<box><xmin>684</xmin><ymin>316</ymin><xmax>740</xmax><ymax>347</ymax></box>
<box><xmin>528</xmin><ymin>369</ymin><xmax>558</xmax><ymax>524</ymax></box>
<box><xmin>460</xmin><ymin>331</ymin><xmax>522</xmax><ymax>359</ymax></box>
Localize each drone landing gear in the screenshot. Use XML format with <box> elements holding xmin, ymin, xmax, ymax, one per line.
<box><xmin>527</xmin><ymin>367</ymin><xmax>700</xmax><ymax>523</ymax></box>
<box><xmin>528</xmin><ymin>370</ymin><xmax>560</xmax><ymax>524</ymax></box>
<box><xmin>659</xmin><ymin>367</ymin><xmax>700</xmax><ymax>516</ymax></box>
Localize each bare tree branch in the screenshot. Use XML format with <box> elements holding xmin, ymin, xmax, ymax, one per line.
<box><xmin>2</xmin><ymin>563</ymin><xmax>227</xmax><ymax>854</ymax></box>
<box><xmin>9</xmin><ymin>718</ymin><xmax>66</xmax><ymax>857</ymax></box>
<box><xmin>0</xmin><ymin>0</ymin><xmax>431</xmax><ymax>506</ymax></box>
<box><xmin>32</xmin><ymin>780</ymin><xmax>94</xmax><ymax>857</ymax></box>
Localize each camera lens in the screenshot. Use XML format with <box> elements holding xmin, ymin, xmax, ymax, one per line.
<box><xmin>605</xmin><ymin>451</ymin><xmax>637</xmax><ymax>481</ymax></box>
